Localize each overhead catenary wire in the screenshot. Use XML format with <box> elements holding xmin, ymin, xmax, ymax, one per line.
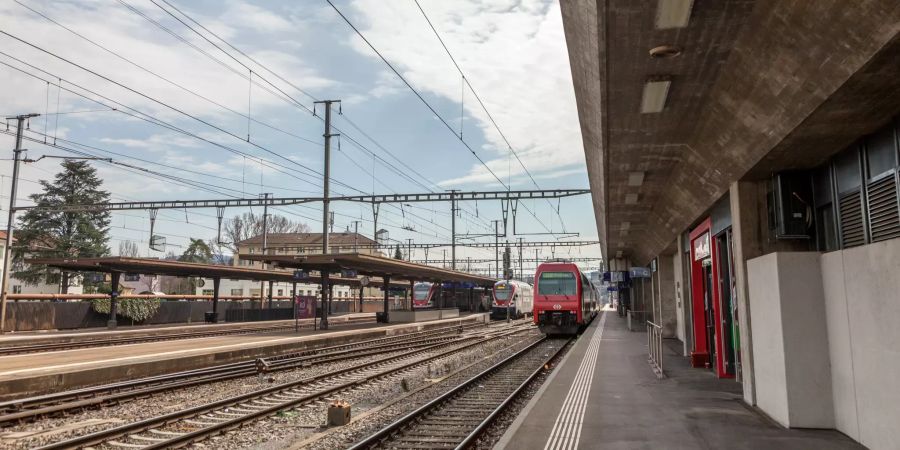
<box><xmin>4</xmin><ymin>4</ymin><xmax>506</xmax><ymax>254</ymax></box>
<box><xmin>414</xmin><ymin>0</ymin><xmax>569</xmax><ymax>233</ymax></box>
<box><xmin>325</xmin><ymin>0</ymin><xmax>555</xmax><ymax>234</ymax></box>
<box><xmin>147</xmin><ymin>0</ymin><xmax>493</xmax><ymax>232</ymax></box>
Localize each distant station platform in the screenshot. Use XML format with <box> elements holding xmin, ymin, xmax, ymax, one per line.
<box><xmin>497</xmin><ymin>309</ymin><xmax>862</xmax><ymax>450</ymax></box>
<box><xmin>0</xmin><ymin>313</ymin><xmax>488</xmax><ymax>401</ymax></box>
<box><xmin>0</xmin><ymin>314</ymin><xmax>369</xmax><ymax>345</ymax></box>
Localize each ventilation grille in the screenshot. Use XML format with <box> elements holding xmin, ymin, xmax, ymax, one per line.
<box><xmin>867</xmin><ymin>173</ymin><xmax>900</xmax><ymax>243</ymax></box>
<box><xmin>839</xmin><ymin>190</ymin><xmax>865</xmax><ymax>248</ymax></box>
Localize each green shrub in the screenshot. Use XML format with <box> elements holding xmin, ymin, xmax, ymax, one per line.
<box><xmin>91</xmin><ymin>297</ymin><xmax>161</xmax><ymax>322</ymax></box>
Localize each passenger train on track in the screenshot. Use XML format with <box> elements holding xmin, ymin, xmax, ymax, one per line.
<box><xmin>533</xmin><ymin>261</ymin><xmax>598</xmax><ymax>334</ymax></box>
<box><xmin>412</xmin><ymin>282</ymin><xmax>438</xmax><ymax>309</ymax></box>
<box><xmin>490</xmin><ymin>279</ymin><xmax>533</xmax><ymax>320</ymax></box>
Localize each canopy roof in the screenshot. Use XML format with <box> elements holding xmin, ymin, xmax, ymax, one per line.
<box><xmin>240</xmin><ymin>252</ymin><xmax>496</xmax><ymax>286</ymax></box>
<box><xmin>25</xmin><ymin>257</ymin><xmax>400</xmax><ymax>288</ymax></box>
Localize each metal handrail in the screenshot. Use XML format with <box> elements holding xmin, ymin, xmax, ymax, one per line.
<box><xmin>646</xmin><ymin>320</ymin><xmax>664</xmax><ymax>378</ymax></box>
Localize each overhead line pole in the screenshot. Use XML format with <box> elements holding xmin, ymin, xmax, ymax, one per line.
<box><xmin>316</xmin><ymin>100</ymin><xmax>339</xmax><ymax>329</ymax></box>
<box><xmin>449</xmin><ymin>189</ymin><xmax>458</xmax><ymax>270</ymax></box>
<box><xmin>0</xmin><ymin>114</ymin><xmax>38</xmax><ymax>334</ymax></box>
<box><xmin>259</xmin><ymin>192</ymin><xmax>271</xmax><ymax>310</ymax></box>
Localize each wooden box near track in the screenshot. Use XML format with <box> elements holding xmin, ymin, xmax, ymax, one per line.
<box><xmin>327</xmin><ymin>401</ymin><xmax>352</xmax><ymax>426</ymax></box>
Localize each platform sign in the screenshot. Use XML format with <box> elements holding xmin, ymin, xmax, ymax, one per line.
<box><xmin>629</xmin><ymin>267</ymin><xmax>651</xmax><ymax>278</ymax></box>
<box><xmin>293</xmin><ymin>270</ymin><xmax>310</xmax><ymax>280</ymax></box>
<box><xmin>340</xmin><ymin>269</ymin><xmax>358</xmax><ymax>278</ymax></box>
<box><xmin>693</xmin><ymin>232</ymin><xmax>711</xmax><ymax>261</ymax></box>
<box><xmin>295</xmin><ymin>295</ymin><xmax>316</xmax><ymax>319</ymax></box>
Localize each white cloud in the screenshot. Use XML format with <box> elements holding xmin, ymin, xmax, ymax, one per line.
<box><xmin>345</xmin><ymin>0</ymin><xmax>585</xmax><ymax>187</ymax></box>
<box><xmin>0</xmin><ymin>0</ymin><xmax>332</xmax><ymax>125</ymax></box>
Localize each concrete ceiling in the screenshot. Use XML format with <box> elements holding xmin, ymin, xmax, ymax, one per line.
<box><xmin>561</xmin><ymin>0</ymin><xmax>900</xmax><ymax>264</ymax></box>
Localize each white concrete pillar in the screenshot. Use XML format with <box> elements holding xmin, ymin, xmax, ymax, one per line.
<box><xmin>730</xmin><ymin>181</ymin><xmax>761</xmax><ymax>405</ymax></box>
<box><xmin>655</xmin><ymin>254</ymin><xmax>677</xmax><ymax>337</ymax></box>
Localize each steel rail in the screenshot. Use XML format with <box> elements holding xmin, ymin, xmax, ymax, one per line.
<box><xmin>0</xmin><ymin>322</ymin><xmax>490</xmax><ymax>422</ymax></box>
<box><xmin>348</xmin><ymin>336</ymin><xmax>571</xmax><ymax>450</ymax></box>
<box><xmin>33</xmin><ymin>326</ymin><xmax>533</xmax><ymax>450</ymax></box>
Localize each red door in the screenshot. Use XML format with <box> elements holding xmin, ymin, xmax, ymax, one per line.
<box><xmin>688</xmin><ymin>218</ymin><xmax>732</xmax><ymax>378</ymax></box>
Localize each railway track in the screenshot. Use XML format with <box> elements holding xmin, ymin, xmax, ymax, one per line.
<box><xmin>0</xmin><ymin>315</ymin><xmax>375</xmax><ymax>356</ymax></box>
<box><xmin>0</xmin><ymin>322</ymin><xmax>498</xmax><ymax>425</ymax></box>
<box><xmin>30</xmin><ymin>325</ymin><xmax>534</xmax><ymax>450</ymax></box>
<box><xmin>348</xmin><ymin>335</ymin><xmax>571</xmax><ymax>450</ymax></box>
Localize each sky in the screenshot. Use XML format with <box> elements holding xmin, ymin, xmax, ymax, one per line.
<box><xmin>0</xmin><ymin>0</ymin><xmax>600</xmax><ymax>274</ymax></box>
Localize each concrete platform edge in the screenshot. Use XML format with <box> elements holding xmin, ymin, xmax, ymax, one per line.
<box><xmin>0</xmin><ymin>315</ymin><xmax>483</xmax><ymax>401</ymax></box>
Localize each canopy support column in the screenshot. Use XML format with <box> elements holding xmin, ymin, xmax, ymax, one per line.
<box><xmin>108</xmin><ymin>272</ymin><xmax>121</xmax><ymax>329</ymax></box>
<box><xmin>267</xmin><ymin>280</ymin><xmax>274</xmax><ymax>310</ymax></box>
<box><xmin>211</xmin><ymin>277</ymin><xmax>221</xmax><ymax>324</ymax></box>
<box><xmin>320</xmin><ymin>273</ymin><xmax>329</xmax><ymax>330</ymax></box>
<box><xmin>292</xmin><ymin>282</ymin><xmax>298</xmax><ymax>332</ymax></box>
<box><xmin>382</xmin><ymin>275</ymin><xmax>390</xmax><ymax>323</ymax></box>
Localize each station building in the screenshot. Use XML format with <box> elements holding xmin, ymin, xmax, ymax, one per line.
<box><xmin>561</xmin><ymin>1</ymin><xmax>900</xmax><ymax>448</ymax></box>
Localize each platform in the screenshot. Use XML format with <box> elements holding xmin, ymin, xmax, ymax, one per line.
<box><xmin>389</xmin><ymin>308</ymin><xmax>460</xmax><ymax>322</ymax></box>
<box><xmin>0</xmin><ymin>313</ymin><xmax>488</xmax><ymax>401</ymax></box>
<box><xmin>0</xmin><ymin>313</ymin><xmax>373</xmax><ymax>346</ymax></box>
<box><xmin>496</xmin><ymin>309</ymin><xmax>863</xmax><ymax>450</ymax></box>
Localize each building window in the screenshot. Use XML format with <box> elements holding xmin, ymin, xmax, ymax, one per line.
<box><xmin>250</xmin><ymin>289</ymin><xmax>261</xmax><ymax>297</ymax></box>
<box><xmin>277</xmin><ymin>289</ymin><xmax>283</xmax><ymax>296</ymax></box>
<box><xmin>202</xmin><ymin>289</ymin><xmax>214</xmax><ymax>296</ymax></box>
<box><xmin>813</xmin><ymin>117</ymin><xmax>900</xmax><ymax>250</ymax></box>
<box><xmin>230</xmin><ymin>289</ymin><xmax>243</xmax><ymax>296</ymax></box>
<box><xmin>12</xmin><ymin>285</ymin><xmax>21</xmax><ymax>294</ymax></box>
<box><xmin>866</xmin><ymin>126</ymin><xmax>897</xmax><ymax>179</ymax></box>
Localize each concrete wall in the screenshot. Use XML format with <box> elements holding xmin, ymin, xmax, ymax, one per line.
<box><xmin>747</xmin><ymin>252</ymin><xmax>834</xmax><ymax>429</ymax></box>
<box><xmin>821</xmin><ymin>238</ymin><xmax>900</xmax><ymax>450</ymax></box>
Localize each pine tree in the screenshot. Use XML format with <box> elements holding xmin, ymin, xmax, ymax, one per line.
<box><xmin>394</xmin><ymin>244</ymin><xmax>403</xmax><ymax>260</ymax></box>
<box><xmin>179</xmin><ymin>238</ymin><xmax>213</xmax><ymax>263</ymax></box>
<box><xmin>14</xmin><ymin>160</ymin><xmax>111</xmax><ymax>293</ymax></box>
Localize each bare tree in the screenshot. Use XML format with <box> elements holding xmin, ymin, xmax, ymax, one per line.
<box><xmin>118</xmin><ymin>240</ymin><xmax>140</xmax><ymax>257</ymax></box>
<box><xmin>220</xmin><ymin>212</ymin><xmax>310</xmax><ymax>252</ymax></box>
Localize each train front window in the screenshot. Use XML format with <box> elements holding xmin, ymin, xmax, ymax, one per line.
<box><xmin>494</xmin><ymin>286</ymin><xmax>511</xmax><ymax>300</ymax></box>
<box><xmin>413</xmin><ymin>285</ymin><xmax>431</xmax><ymax>300</ymax></box>
<box><xmin>538</xmin><ymin>272</ymin><xmax>577</xmax><ymax>296</ymax></box>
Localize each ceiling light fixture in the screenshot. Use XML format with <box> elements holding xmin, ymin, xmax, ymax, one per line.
<box><xmin>625</xmin><ymin>193</ymin><xmax>639</xmax><ymax>204</ymax></box>
<box><xmin>627</xmin><ymin>172</ymin><xmax>645</xmax><ymax>187</ymax></box>
<box><xmin>655</xmin><ymin>0</ymin><xmax>694</xmax><ymax>29</ymax></box>
<box><xmin>641</xmin><ymin>80</ymin><xmax>671</xmax><ymax>113</ymax></box>
<box><xmin>650</xmin><ymin>45</ymin><xmax>681</xmax><ymax>58</ymax></box>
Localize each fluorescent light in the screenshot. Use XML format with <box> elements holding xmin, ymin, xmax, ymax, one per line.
<box><xmin>625</xmin><ymin>193</ymin><xmax>639</xmax><ymax>204</ymax></box>
<box><xmin>627</xmin><ymin>172</ymin><xmax>645</xmax><ymax>187</ymax></box>
<box><xmin>641</xmin><ymin>80</ymin><xmax>671</xmax><ymax>113</ymax></box>
<box><xmin>656</xmin><ymin>0</ymin><xmax>693</xmax><ymax>29</ymax></box>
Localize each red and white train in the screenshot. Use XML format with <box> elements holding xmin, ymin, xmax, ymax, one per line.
<box><xmin>412</xmin><ymin>282</ymin><xmax>438</xmax><ymax>308</ymax></box>
<box><xmin>490</xmin><ymin>279</ymin><xmax>533</xmax><ymax>320</ymax></box>
<box><xmin>533</xmin><ymin>261</ymin><xmax>598</xmax><ymax>334</ymax></box>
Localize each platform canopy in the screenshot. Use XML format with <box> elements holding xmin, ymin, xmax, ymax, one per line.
<box><xmin>24</xmin><ymin>257</ymin><xmax>399</xmax><ymax>288</ymax></box>
<box><xmin>240</xmin><ymin>252</ymin><xmax>497</xmax><ymax>287</ymax></box>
